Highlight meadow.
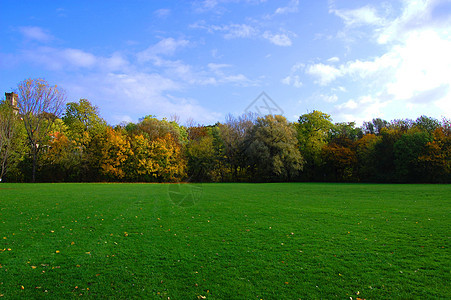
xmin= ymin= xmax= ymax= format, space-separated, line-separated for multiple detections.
xmin=0 ymin=183 xmax=449 ymax=299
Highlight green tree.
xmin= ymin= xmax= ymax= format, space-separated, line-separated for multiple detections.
xmin=186 ymin=126 xmax=217 ymax=182
xmin=355 ymin=133 xmax=381 ymax=181
xmin=62 ymin=99 xmax=108 ymax=181
xmin=218 ymin=113 xmax=255 ymax=181
xmin=394 ymin=131 xmax=432 ymax=182
xmin=363 ymin=118 xmax=388 ymax=135
xmin=295 ymin=110 xmax=334 ymax=181
xmin=63 ymin=99 xmax=106 ymax=134
xmin=245 ymin=115 xmax=303 ymax=182
xmin=414 ymin=115 xmax=440 ymax=134
xmin=0 ymin=102 xmax=25 ymax=181
xmin=372 ymin=128 xmax=403 ymax=182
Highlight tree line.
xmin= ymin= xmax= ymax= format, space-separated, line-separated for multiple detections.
xmin=1 ymin=79 xmax=450 ymax=183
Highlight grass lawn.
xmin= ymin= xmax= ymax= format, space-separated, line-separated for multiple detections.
xmin=0 ymin=183 xmax=450 ymax=299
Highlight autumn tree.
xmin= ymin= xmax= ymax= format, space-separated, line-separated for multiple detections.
xmin=126 ymin=132 xmax=186 ymax=182
xmin=186 ymin=126 xmax=218 ymax=182
xmin=125 ymin=116 xmax=187 ymax=182
xmin=99 ymin=127 xmax=132 ymax=181
xmin=16 ymin=79 xmax=66 ymax=182
xmin=129 ymin=115 xmax=187 ymax=144
xmin=418 ymin=122 xmax=451 ymax=182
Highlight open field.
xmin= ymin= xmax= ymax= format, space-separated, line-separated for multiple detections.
xmin=0 ymin=183 xmax=450 ymax=299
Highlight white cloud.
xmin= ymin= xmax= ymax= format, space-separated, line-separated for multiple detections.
xmin=207 ymin=63 xmax=231 ymax=71
xmin=333 ymin=95 xmax=387 ymax=124
xmin=20 ymin=46 xmax=131 ymax=72
xmin=137 ymin=38 xmax=190 ymax=63
xmin=282 ymin=62 xmax=305 ymax=87
xmin=62 ymin=49 xmax=97 ymax=67
xmin=190 ymin=21 xmax=258 ymax=39
xmin=18 ymin=26 xmax=54 ymax=42
xmin=386 ymin=30 xmax=451 ymax=101
xmin=320 ymin=94 xmax=338 ymax=103
xmin=319 ymin=0 xmax=451 ymax=121
xmin=223 ymin=24 xmax=257 ymax=39
xmin=281 ymin=75 xmax=302 ymax=87
xmin=327 ymin=56 xmax=340 ymax=63
xmin=21 ymin=47 xmax=97 ymax=70
xmin=331 ymin=5 xmax=384 ymax=27
xmin=91 ymin=72 xmax=220 ymax=124
xmin=263 ymin=31 xmax=292 ymax=46
xmin=306 ymin=63 xmax=341 ymax=85
xmin=154 ymin=8 xmax=171 ymax=18
xmin=274 ymin=0 xmax=299 ymax=15
xmin=207 ymin=63 xmax=256 ymax=86
xmin=192 ymin=21 xmax=295 ymax=46
xmin=377 ymin=0 xmax=451 ymax=44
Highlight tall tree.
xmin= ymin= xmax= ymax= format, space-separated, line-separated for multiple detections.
xmin=355 ymin=133 xmax=381 ymax=181
xmin=219 ymin=113 xmax=256 ymax=181
xmin=394 ymin=131 xmax=431 ymax=182
xmin=186 ymin=126 xmax=217 ymax=182
xmin=16 ymin=79 xmax=66 ymax=182
xmin=63 ymin=99 xmax=106 ymax=134
xmin=363 ymin=118 xmax=388 ymax=135
xmin=62 ymin=99 xmax=107 ymax=181
xmin=245 ymin=115 xmax=303 ymax=182
xmin=322 ymin=140 xmax=357 ymax=182
xmin=418 ymin=124 xmax=451 ymax=182
xmin=295 ymin=110 xmax=334 ymax=181
xmin=0 ymin=102 xmax=23 ymax=181
xmin=414 ymin=115 xmax=440 ymax=134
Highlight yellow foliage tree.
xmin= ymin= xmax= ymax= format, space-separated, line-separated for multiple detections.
xmin=100 ymin=127 xmax=132 ymax=180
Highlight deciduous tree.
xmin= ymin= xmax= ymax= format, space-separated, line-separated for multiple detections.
xmin=16 ymin=78 xmax=66 ymax=182
xmin=295 ymin=110 xmax=333 ymax=181
xmin=245 ymin=115 xmax=303 ymax=181
xmin=0 ymin=102 xmax=24 ymax=181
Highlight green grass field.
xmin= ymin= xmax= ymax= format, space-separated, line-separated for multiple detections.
xmin=0 ymin=183 xmax=450 ymax=299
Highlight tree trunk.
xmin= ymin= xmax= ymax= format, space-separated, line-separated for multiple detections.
xmin=32 ymin=146 xmax=37 ymax=183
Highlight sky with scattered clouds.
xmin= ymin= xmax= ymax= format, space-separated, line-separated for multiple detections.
xmin=1 ymin=0 xmax=450 ymax=125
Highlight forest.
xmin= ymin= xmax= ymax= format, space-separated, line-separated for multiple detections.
xmin=1 ymin=79 xmax=450 ymax=183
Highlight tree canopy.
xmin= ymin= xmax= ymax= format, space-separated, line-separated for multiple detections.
xmin=1 ymin=79 xmax=449 ymax=183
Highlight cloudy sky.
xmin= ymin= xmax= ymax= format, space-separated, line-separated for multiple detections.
xmin=1 ymin=0 xmax=450 ymax=125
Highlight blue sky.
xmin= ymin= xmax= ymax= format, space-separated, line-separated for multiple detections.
xmin=1 ymin=0 xmax=450 ymax=126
